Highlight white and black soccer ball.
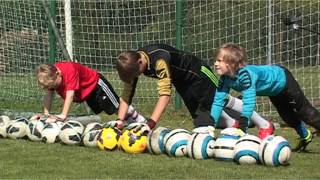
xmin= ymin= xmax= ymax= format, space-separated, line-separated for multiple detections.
xmin=82 ymin=122 xmax=103 ymax=147
xmin=26 ymin=120 xmax=45 ymax=141
xmin=187 ymin=132 xmax=215 ymax=160
xmin=83 ymin=122 xmax=103 ymax=135
xmin=0 ymin=115 xmax=11 ymax=138
xmin=234 ymin=135 xmax=261 ymax=165
xmin=42 ymin=122 xmax=62 ymax=144
xmin=6 ymin=117 xmax=29 ymax=139
xmin=82 ymin=129 xmax=101 ymax=147
xmin=147 ymin=127 xmax=171 ymax=155
xmin=214 ymin=134 xmax=240 ymax=161
xmin=259 ymin=135 xmax=291 ymax=166
xmin=163 ymin=128 xmax=191 ymax=157
xmin=59 ymin=120 xmax=84 ymax=145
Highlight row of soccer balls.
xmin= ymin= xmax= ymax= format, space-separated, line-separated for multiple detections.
xmin=99 ymin=126 xmax=292 ymax=167
xmin=0 ymin=115 xmax=93 ymax=144
xmin=0 ymin=115 xmax=291 ymax=166
xmin=0 ymin=115 xmax=146 ymax=153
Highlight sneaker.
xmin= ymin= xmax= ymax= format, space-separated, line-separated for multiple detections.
xmin=293 ymin=129 xmax=314 ymax=152
xmin=258 ymin=121 xmax=275 ymax=140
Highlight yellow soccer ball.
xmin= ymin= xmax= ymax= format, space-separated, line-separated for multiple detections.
xmin=97 ymin=127 xmax=122 ymax=151
xmin=119 ymin=129 xmax=147 ymax=154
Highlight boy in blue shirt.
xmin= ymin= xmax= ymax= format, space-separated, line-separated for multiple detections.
xmin=211 ymin=43 xmax=320 ymax=152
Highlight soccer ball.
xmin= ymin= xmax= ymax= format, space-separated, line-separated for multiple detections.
xmin=6 ymin=117 xmax=29 ymax=139
xmin=163 ymin=128 xmax=191 ymax=157
xmin=26 ymin=119 xmax=45 ymax=141
xmin=42 ymin=122 xmax=62 ymax=144
xmin=187 ymin=132 xmax=215 ymax=159
xmin=0 ymin=115 xmax=11 ymax=138
xmin=97 ymin=127 xmax=122 ymax=150
xmin=82 ymin=122 xmax=103 ymax=147
xmin=259 ymin=135 xmax=291 ymax=166
xmin=147 ymin=126 xmax=171 ymax=155
xmin=214 ymin=134 xmax=240 ymax=160
xmin=59 ymin=120 xmax=84 ymax=145
xmin=83 ymin=129 xmax=102 ymax=148
xmin=83 ymin=122 xmax=103 ymax=135
xmin=234 ymin=135 xmax=261 ymax=165
xmin=119 ymin=129 xmax=148 ymax=154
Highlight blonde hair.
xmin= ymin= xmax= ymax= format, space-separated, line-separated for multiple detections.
xmin=116 ymin=51 xmax=141 ymax=83
xmin=36 ymin=64 xmax=59 ymax=89
xmin=215 ymin=43 xmax=247 ymax=73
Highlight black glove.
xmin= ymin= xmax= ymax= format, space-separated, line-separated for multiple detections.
xmin=239 ymin=116 xmax=249 ymax=133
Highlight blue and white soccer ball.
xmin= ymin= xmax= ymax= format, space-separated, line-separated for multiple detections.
xmin=258 ymin=135 xmax=291 ymax=166
xmin=42 ymin=122 xmax=63 ymax=144
xmin=26 ymin=119 xmax=45 ymax=141
xmin=59 ymin=120 xmax=84 ymax=145
xmin=147 ymin=126 xmax=171 ymax=155
xmin=0 ymin=115 xmax=11 ymax=138
xmin=234 ymin=134 xmax=261 ymax=165
xmin=6 ymin=117 xmax=29 ymax=139
xmin=187 ymin=132 xmax=215 ymax=159
xmin=163 ymin=128 xmax=191 ymax=157
xmin=214 ymin=133 xmax=240 ymax=161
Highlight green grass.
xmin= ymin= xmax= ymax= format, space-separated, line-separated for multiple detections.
xmin=1 ymin=112 xmax=320 ymax=179
xmin=1 ymin=68 xmax=320 ymax=179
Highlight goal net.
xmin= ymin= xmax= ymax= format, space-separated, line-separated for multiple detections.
xmin=1 ymin=0 xmax=319 ymax=120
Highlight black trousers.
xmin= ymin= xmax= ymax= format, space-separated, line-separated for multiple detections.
xmin=269 ymin=67 xmax=320 ymax=130
xmin=174 ymin=65 xmax=240 ymax=128
xmin=85 ymin=74 xmax=120 ymax=115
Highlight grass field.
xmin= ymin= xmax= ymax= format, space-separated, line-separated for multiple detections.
xmin=1 ymin=110 xmax=320 ymax=179
xmin=1 ymin=67 xmax=320 ymax=179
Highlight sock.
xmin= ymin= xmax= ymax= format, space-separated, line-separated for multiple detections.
xmin=219 ymin=111 xmax=236 ymax=128
xmin=126 ymin=105 xmax=146 ymax=123
xmin=295 ymin=121 xmax=308 ymax=138
xmin=225 ymin=96 xmax=269 ymax=128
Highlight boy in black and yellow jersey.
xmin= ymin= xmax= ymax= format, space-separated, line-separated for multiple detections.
xmin=112 ymin=44 xmax=273 ymax=139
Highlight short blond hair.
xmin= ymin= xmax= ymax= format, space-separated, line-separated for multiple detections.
xmin=215 ymin=43 xmax=247 ymax=73
xmin=116 ymin=51 xmax=141 ymax=83
xmin=36 ymin=64 xmax=58 ymax=89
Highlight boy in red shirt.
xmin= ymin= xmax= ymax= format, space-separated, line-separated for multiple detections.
xmin=35 ymin=62 xmax=145 ymax=123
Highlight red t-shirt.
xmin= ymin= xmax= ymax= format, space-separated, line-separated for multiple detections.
xmin=54 ymin=61 xmax=99 ymax=102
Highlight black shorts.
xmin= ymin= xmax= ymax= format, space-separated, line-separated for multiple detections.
xmin=175 ymin=65 xmax=216 ymax=119
xmin=85 ymin=74 xmax=120 ymax=115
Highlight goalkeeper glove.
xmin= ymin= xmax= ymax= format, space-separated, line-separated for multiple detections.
xmin=127 ymin=118 xmax=157 ymax=135
xmin=104 ymin=119 xmax=126 ymax=129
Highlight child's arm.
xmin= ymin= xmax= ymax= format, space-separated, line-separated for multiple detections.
xmin=211 ymin=77 xmax=231 ymax=126
xmin=117 ymin=98 xmax=129 ymax=120
xmin=151 ymin=59 xmax=172 ymax=123
xmin=59 ymin=90 xmax=75 ymax=120
xmin=43 ymin=90 xmax=54 ymax=115
xmin=45 ymin=90 xmax=74 ymax=123
xmin=150 ymin=95 xmax=170 ymax=123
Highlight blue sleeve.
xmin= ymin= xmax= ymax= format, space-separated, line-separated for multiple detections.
xmin=211 ymin=77 xmax=230 ymax=125
xmin=238 ymin=70 xmax=257 ymax=119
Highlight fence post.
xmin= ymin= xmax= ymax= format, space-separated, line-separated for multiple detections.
xmin=48 ymin=0 xmax=57 ymax=63
xmin=175 ymin=0 xmax=183 ymax=110
xmin=267 ymin=0 xmax=272 ymax=64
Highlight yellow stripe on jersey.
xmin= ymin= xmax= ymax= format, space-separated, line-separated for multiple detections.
xmin=156 ymin=59 xmax=172 ymax=96
xmin=201 ymin=66 xmax=219 ymax=86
